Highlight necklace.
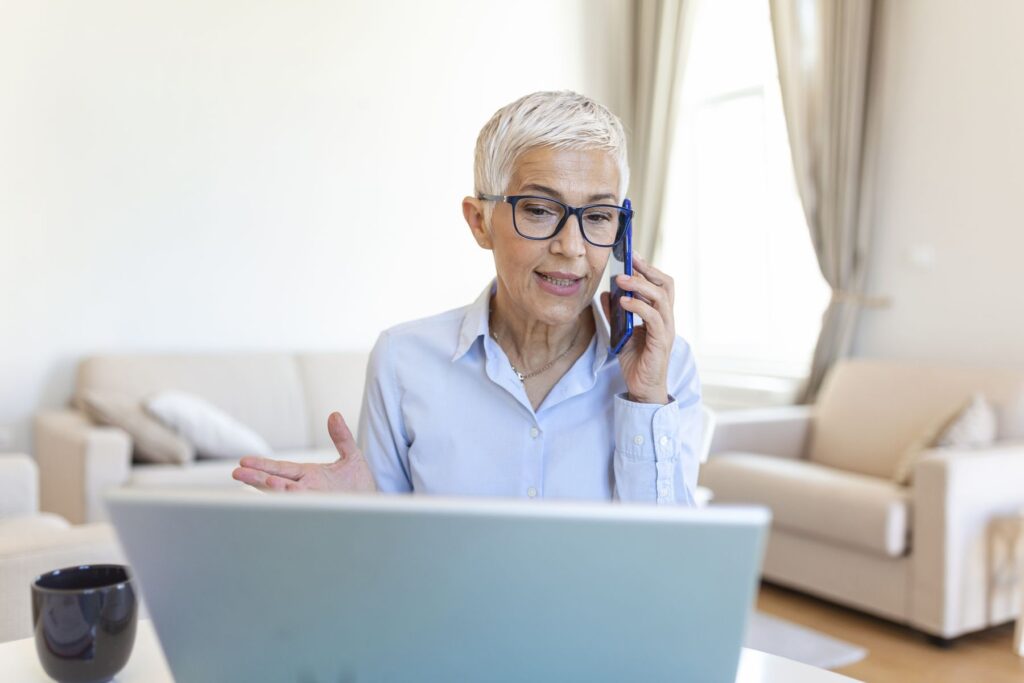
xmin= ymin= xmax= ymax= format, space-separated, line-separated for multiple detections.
xmin=490 ymin=324 xmax=582 ymax=382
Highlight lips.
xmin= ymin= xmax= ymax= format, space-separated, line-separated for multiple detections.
xmin=536 ymin=271 xmax=583 ymax=286
xmin=534 ymin=270 xmax=585 ymax=296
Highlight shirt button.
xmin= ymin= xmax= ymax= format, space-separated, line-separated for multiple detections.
xmin=633 ymin=435 xmax=644 ymax=446
xmin=659 ymin=436 xmax=670 ymax=446
xmin=530 ymin=427 xmax=540 ymax=439
xmin=527 ymin=487 xmax=538 ymax=498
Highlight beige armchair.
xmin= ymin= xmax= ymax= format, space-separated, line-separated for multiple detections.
xmin=700 ymin=359 xmax=1024 ymax=641
xmin=0 ymin=454 xmax=123 ymax=642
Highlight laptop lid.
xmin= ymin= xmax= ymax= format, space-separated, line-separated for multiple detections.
xmin=105 ymin=489 xmax=769 ymax=683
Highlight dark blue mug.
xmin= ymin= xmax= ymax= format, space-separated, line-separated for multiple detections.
xmin=32 ymin=564 xmax=137 ymax=683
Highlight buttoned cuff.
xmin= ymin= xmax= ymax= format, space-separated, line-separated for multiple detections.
xmin=613 ymin=393 xmax=682 ymax=505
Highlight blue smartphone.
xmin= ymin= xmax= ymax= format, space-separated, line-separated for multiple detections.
xmin=609 ymin=198 xmax=633 ymax=354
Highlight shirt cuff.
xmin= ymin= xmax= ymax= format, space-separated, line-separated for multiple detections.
xmin=613 ymin=393 xmax=682 ymax=505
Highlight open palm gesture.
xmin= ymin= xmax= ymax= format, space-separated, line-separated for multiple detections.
xmin=232 ymin=412 xmax=377 ymax=492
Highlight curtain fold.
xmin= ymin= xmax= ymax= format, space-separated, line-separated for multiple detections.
xmin=770 ymin=0 xmax=881 ymax=403
xmin=630 ymin=0 xmax=697 ymax=257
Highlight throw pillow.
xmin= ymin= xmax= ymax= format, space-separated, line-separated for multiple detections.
xmin=934 ymin=393 xmax=998 ymax=448
xmin=144 ymin=391 xmax=273 ymax=459
xmin=893 ymin=393 xmax=997 ymax=485
xmin=80 ymin=391 xmax=196 ymax=465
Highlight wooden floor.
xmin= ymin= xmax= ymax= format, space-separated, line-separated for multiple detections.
xmin=756 ymin=582 xmax=1024 ymax=682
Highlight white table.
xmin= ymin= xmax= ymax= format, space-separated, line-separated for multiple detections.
xmin=2 ymin=620 xmax=860 ymax=682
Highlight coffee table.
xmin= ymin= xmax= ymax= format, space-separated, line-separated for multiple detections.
xmin=1 ymin=619 xmax=860 ymax=682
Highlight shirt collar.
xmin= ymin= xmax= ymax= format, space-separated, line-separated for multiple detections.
xmin=452 ymin=281 xmax=496 ymax=361
xmin=452 ymin=279 xmax=614 ymax=368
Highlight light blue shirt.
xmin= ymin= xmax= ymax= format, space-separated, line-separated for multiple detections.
xmin=357 ymin=282 xmax=703 ymax=505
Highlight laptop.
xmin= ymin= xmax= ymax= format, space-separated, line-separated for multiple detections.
xmin=105 ymin=489 xmax=769 ymax=683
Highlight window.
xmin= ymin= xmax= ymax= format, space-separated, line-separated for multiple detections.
xmin=659 ymin=0 xmax=830 ymax=390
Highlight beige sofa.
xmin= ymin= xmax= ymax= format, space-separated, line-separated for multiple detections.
xmin=0 ymin=454 xmax=123 ymax=642
xmin=35 ymin=352 xmax=369 ymax=524
xmin=700 ymin=359 xmax=1024 ymax=641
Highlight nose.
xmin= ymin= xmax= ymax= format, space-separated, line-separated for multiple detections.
xmin=551 ymin=211 xmax=588 ymax=258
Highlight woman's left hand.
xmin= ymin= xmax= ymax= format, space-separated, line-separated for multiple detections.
xmin=601 ymin=254 xmax=675 ymax=404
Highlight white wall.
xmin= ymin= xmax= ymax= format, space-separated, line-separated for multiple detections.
xmin=0 ymin=0 xmax=632 ymax=453
xmin=853 ymin=0 xmax=1024 ymax=365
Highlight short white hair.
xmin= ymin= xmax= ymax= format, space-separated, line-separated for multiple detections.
xmin=474 ymin=91 xmax=630 ymax=219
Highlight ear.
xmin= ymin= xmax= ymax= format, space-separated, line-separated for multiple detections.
xmin=462 ymin=196 xmax=493 ymax=250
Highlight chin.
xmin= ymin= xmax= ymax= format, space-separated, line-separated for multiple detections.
xmin=530 ymin=296 xmax=589 ymax=325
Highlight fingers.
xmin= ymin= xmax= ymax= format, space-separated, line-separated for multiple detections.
xmin=237 ymin=455 xmax=303 ymax=481
xmin=232 ymin=466 xmax=301 ymax=492
xmin=631 ymin=254 xmax=674 ymax=296
xmin=328 ymin=411 xmax=360 ymax=462
xmin=616 ymin=273 xmax=668 ymax=309
xmin=619 ymin=296 xmax=669 ymax=349
xmin=616 ymin=256 xmax=676 ymax=339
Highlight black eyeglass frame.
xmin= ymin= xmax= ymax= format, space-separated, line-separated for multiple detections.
xmin=477 ymin=193 xmax=633 ymax=248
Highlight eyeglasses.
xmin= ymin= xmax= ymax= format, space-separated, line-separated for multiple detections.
xmin=477 ymin=194 xmax=632 ymax=248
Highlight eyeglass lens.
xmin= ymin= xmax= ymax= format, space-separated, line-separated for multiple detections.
xmin=513 ymin=197 xmax=626 ymax=246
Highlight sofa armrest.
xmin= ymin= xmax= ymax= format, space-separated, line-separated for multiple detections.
xmin=911 ymin=441 xmax=1024 ymax=637
xmin=0 ymin=454 xmax=38 ymax=518
xmin=708 ymin=405 xmax=813 ymax=461
xmin=34 ymin=410 xmax=132 ymax=524
xmin=0 ymin=522 xmax=125 ymax=642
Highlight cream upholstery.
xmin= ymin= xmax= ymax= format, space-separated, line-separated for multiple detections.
xmin=0 ymin=455 xmax=39 ymax=519
xmin=33 ymin=410 xmax=131 ymax=528
xmin=763 ymin=528 xmax=911 ymax=624
xmin=703 ymin=453 xmax=909 ymax=557
xmin=0 ymin=454 xmax=123 ymax=643
xmin=912 ymin=443 xmax=1024 ymax=636
xmin=808 ymin=360 xmax=1024 ymax=479
xmin=74 ymin=354 xmax=311 ymax=451
xmin=701 ymin=358 xmax=1024 ymax=639
xmin=127 ymin=449 xmax=337 ymax=488
xmin=36 ymin=352 xmax=370 ymax=524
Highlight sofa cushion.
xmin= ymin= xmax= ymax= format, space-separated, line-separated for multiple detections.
xmin=81 ymin=391 xmax=195 ymax=465
xmin=808 ymin=359 xmax=1024 ymax=479
xmin=127 ymin=448 xmax=339 ymax=489
xmin=700 ymin=453 xmax=910 ymax=557
xmin=75 ymin=354 xmax=311 ymax=451
xmin=0 ymin=513 xmax=71 ymax=538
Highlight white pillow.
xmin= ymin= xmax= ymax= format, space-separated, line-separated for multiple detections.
xmin=934 ymin=393 xmax=997 ymax=449
xmin=144 ymin=391 xmax=273 ymax=460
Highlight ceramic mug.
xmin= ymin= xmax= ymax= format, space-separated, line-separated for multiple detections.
xmin=32 ymin=564 xmax=137 ymax=683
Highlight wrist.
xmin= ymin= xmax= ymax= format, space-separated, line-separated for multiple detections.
xmin=627 ymin=389 xmax=669 ymax=405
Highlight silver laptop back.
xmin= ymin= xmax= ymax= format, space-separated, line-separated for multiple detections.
xmin=106 ymin=489 xmax=768 ymax=683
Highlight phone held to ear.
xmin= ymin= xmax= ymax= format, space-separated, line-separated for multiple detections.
xmin=609 ymin=198 xmax=633 ymax=354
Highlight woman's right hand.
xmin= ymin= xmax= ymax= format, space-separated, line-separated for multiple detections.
xmin=232 ymin=412 xmax=377 ymax=493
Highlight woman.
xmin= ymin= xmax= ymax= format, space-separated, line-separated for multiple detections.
xmin=233 ymin=90 xmax=702 ymax=504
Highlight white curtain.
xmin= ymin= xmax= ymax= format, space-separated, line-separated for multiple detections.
xmin=630 ymin=0 xmax=697 ymax=257
xmin=770 ymin=0 xmax=882 ymax=403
